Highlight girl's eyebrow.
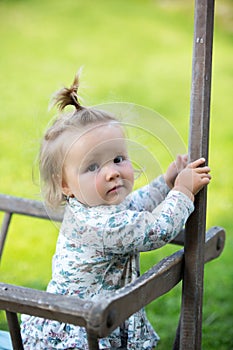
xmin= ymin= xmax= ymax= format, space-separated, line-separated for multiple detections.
xmin=79 ymin=151 xmax=102 ymax=171
xmin=81 ymin=143 xmax=128 ymax=164
xmin=79 ymin=156 xmax=96 ymax=169
xmin=83 ymin=151 xmax=100 ymax=164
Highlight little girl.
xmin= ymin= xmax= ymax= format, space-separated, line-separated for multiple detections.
xmin=21 ymin=73 xmax=211 ymax=349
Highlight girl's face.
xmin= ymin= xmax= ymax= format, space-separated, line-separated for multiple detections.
xmin=62 ymin=122 xmax=134 ymax=206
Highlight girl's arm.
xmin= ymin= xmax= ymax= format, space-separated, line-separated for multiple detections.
xmin=127 ymin=174 xmax=170 ymax=212
xmin=103 ymin=158 xmax=211 ymax=254
xmin=103 ymin=190 xmax=194 ymax=254
xmin=127 ymin=155 xmax=189 ymax=212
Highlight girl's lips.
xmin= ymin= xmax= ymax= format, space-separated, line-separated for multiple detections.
xmin=107 ymin=185 xmax=123 ymax=194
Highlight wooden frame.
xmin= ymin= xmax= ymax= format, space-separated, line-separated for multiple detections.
xmin=0 ymin=195 xmax=225 ymax=349
xmin=0 ymin=0 xmax=226 ymax=348
xmin=179 ymin=0 xmax=216 ymax=348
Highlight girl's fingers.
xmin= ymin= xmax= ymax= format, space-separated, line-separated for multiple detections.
xmin=175 ymin=155 xmax=182 ymax=166
xmin=182 ymin=154 xmax=188 ymax=167
xmin=195 ymin=166 xmax=211 ymax=173
xmin=188 ymin=157 xmax=206 ymax=168
xmin=201 ymin=177 xmax=211 ymax=184
xmin=176 ymin=154 xmax=188 ymax=171
xmin=201 ymin=174 xmax=211 ymax=181
xmin=182 ymin=154 xmax=188 ymax=163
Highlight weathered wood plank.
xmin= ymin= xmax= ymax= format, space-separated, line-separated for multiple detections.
xmin=0 ymin=284 xmax=93 ymax=328
xmin=0 ymin=194 xmax=63 ymax=222
xmin=179 ymin=0 xmax=215 ymax=348
xmin=0 ymin=194 xmax=64 ymax=260
xmin=0 ymin=212 xmax=12 ymax=259
xmin=6 ymin=311 xmax=23 ymax=350
xmin=171 ymin=229 xmax=185 ymax=246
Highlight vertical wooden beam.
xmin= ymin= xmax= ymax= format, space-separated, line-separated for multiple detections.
xmin=6 ymin=311 xmax=24 ymax=350
xmin=0 ymin=212 xmax=12 ymax=261
xmin=179 ymin=0 xmax=215 ymax=349
xmin=87 ymin=331 xmax=100 ymax=350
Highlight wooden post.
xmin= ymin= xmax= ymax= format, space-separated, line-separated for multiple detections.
xmin=87 ymin=331 xmax=100 ymax=350
xmin=179 ymin=0 xmax=215 ymax=349
xmin=0 ymin=212 xmax=12 ymax=261
xmin=6 ymin=311 xmax=24 ymax=350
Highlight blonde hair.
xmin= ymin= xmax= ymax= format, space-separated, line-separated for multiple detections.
xmin=39 ymin=72 xmax=117 ymax=208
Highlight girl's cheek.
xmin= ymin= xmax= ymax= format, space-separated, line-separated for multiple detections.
xmin=95 ymin=175 xmax=102 ymax=194
xmin=128 ymin=163 xmax=135 ymax=185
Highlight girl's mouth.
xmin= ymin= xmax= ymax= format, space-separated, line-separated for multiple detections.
xmin=107 ymin=185 xmax=123 ymax=194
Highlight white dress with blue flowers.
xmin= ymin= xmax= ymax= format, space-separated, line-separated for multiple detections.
xmin=21 ymin=175 xmax=194 ymax=349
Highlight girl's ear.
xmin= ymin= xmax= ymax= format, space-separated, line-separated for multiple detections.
xmin=62 ymin=180 xmax=73 ymax=197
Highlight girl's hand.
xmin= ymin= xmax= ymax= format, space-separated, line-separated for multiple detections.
xmin=164 ymin=154 xmax=188 ymax=188
xmin=173 ymin=157 xmax=211 ymax=201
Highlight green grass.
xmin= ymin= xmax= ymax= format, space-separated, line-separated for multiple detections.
xmin=0 ymin=0 xmax=232 ymax=348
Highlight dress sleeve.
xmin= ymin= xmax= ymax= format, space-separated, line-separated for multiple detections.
xmin=127 ymin=175 xmax=171 ymax=212
xmin=103 ymin=190 xmax=194 ymax=255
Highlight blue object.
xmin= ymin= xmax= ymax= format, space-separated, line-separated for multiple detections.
xmin=0 ymin=331 xmax=13 ymax=350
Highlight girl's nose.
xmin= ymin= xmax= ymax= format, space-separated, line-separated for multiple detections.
xmin=105 ymin=163 xmax=120 ymax=181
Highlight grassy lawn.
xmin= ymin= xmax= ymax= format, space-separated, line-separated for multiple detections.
xmin=0 ymin=0 xmax=232 ymax=348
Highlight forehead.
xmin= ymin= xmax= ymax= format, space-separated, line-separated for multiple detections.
xmin=66 ymin=122 xmax=127 ymax=162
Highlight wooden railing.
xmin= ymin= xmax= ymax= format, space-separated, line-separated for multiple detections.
xmin=0 ymin=193 xmax=225 ymax=349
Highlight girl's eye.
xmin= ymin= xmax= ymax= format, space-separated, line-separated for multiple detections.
xmin=114 ymin=156 xmax=125 ymax=164
xmin=87 ymin=163 xmax=99 ymax=172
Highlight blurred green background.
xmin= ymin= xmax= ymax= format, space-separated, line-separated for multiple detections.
xmin=0 ymin=0 xmax=232 ymax=349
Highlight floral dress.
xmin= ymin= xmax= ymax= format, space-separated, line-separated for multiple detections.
xmin=21 ymin=175 xmax=194 ymax=349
